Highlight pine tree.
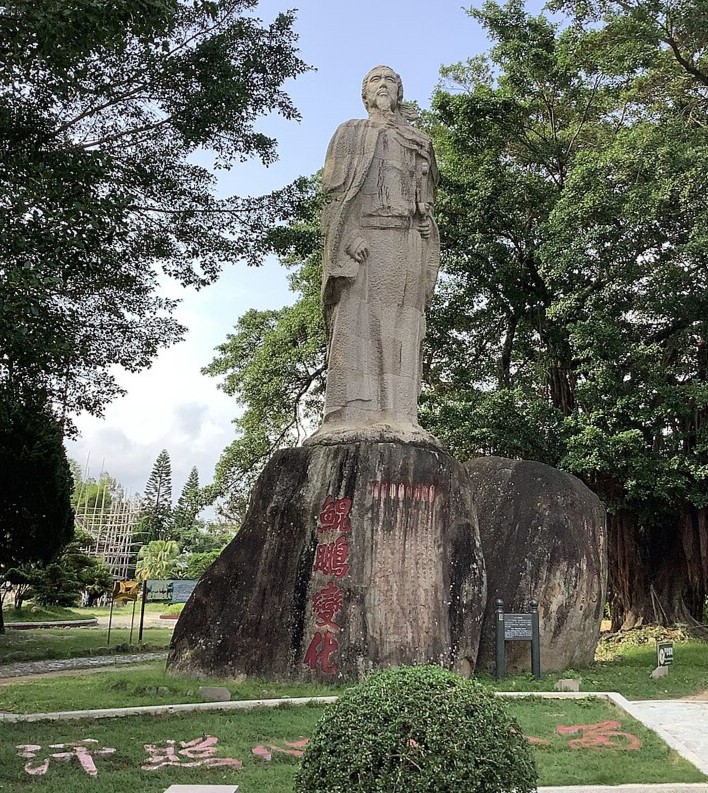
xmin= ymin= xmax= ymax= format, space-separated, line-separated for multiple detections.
xmin=138 ymin=450 xmax=173 ymax=543
xmin=173 ymin=466 xmax=202 ymax=549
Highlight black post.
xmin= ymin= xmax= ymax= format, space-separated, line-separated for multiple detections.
xmin=530 ymin=599 xmax=541 ymax=679
xmin=495 ymin=598 xmax=505 ymax=680
xmin=129 ymin=596 xmax=137 ymax=645
xmin=107 ymin=596 xmax=115 ymax=647
xmin=138 ymin=579 xmax=148 ymax=644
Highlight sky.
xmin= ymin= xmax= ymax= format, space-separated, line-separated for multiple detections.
xmin=65 ymin=0 xmax=539 ymax=502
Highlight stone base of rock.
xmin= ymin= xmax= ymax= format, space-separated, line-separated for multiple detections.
xmin=168 ymin=441 xmax=486 ymax=682
xmin=467 ymin=456 xmax=607 ymax=674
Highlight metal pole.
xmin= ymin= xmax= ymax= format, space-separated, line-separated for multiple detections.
xmin=495 ymin=598 xmax=505 ymax=680
xmin=530 ymin=599 xmax=541 ymax=679
xmin=138 ymin=579 xmax=148 ymax=644
xmin=129 ymin=596 xmax=137 ymax=645
xmin=107 ymin=595 xmax=115 ymax=647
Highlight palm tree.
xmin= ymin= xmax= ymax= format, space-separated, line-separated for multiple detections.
xmin=135 ymin=540 xmax=180 ymax=581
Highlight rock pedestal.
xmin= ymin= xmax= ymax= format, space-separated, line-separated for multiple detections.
xmin=467 ymin=456 xmax=606 ymax=673
xmin=168 ymin=441 xmax=486 ymax=681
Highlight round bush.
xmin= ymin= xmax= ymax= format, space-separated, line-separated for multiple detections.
xmin=295 ymin=665 xmax=537 ymax=793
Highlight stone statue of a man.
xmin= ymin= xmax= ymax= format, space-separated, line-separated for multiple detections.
xmin=307 ymin=65 xmax=440 ymax=446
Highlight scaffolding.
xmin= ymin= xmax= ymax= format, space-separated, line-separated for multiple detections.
xmin=73 ymin=469 xmax=141 ymax=579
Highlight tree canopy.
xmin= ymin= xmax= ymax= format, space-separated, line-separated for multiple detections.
xmin=0 ymin=0 xmax=310 ymax=423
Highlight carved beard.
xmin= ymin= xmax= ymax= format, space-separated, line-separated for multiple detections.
xmin=375 ymin=91 xmax=395 ymax=112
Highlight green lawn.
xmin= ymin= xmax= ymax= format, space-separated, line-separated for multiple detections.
xmin=0 ymin=663 xmax=342 ymax=713
xmin=483 ymin=638 xmax=708 ymax=700
xmin=2 ymin=606 xmax=88 ymax=624
xmin=0 ymin=627 xmax=173 ymax=665
xmin=0 ymin=698 xmax=702 ymax=792
xmin=2 ymin=636 xmax=706 ymax=712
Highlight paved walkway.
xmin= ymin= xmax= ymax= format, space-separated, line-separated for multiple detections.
xmin=0 ymin=652 xmax=167 ymax=680
xmin=628 ymin=700 xmax=708 ymax=776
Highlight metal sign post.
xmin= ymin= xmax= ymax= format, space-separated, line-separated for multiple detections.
xmin=138 ymin=579 xmax=148 ymax=644
xmin=495 ymin=598 xmax=542 ymax=680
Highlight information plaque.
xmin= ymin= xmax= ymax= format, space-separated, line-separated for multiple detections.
xmin=495 ymin=599 xmax=541 ymax=680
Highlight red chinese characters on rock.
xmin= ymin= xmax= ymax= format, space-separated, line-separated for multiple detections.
xmin=313 ymin=534 xmax=350 ymax=578
xmin=312 ymin=581 xmax=344 ymax=630
xmin=318 ymin=495 xmax=352 ymax=534
xmin=305 ymin=494 xmax=353 ymax=676
xmin=304 ymin=630 xmax=339 ymax=674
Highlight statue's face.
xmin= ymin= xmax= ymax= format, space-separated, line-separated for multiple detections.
xmin=364 ymin=67 xmax=399 ymax=112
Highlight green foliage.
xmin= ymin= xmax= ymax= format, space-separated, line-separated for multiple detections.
xmin=0 ymin=0 xmax=310 ymax=421
xmin=0 ymin=392 xmax=74 ymax=574
xmin=27 ymin=532 xmax=112 ymax=607
xmin=204 ymin=177 xmax=326 ymax=520
xmin=138 ymin=449 xmax=174 ymax=542
xmin=183 ymin=549 xmax=221 ymax=580
xmin=172 ymin=466 xmax=202 ymax=549
xmin=135 ymin=539 xmax=181 ymax=581
xmin=295 ymin=665 xmax=538 ymax=793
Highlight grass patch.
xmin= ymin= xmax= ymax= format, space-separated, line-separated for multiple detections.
xmin=0 ymin=698 xmax=702 ymax=791
xmin=481 ymin=636 xmax=708 ymax=700
xmin=0 ymin=627 xmax=173 ymax=665
xmin=510 ymin=697 xmax=705 ymax=785
xmin=86 ymin=602 xmax=170 ymax=619
xmin=0 ymin=663 xmax=342 ymax=713
xmin=3 ymin=606 xmax=87 ymax=624
xmin=2 ymin=633 xmax=705 ymax=711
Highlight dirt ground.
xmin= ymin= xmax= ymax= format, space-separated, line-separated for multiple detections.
xmin=681 ymin=689 xmax=708 ymax=701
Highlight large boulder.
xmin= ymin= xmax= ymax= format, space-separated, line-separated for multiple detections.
xmin=168 ymin=441 xmax=486 ymax=681
xmin=466 ymin=456 xmax=606 ymax=673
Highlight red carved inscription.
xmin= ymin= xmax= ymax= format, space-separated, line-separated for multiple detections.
xmin=318 ymin=495 xmax=352 ymax=534
xmin=313 ymin=534 xmax=350 ymax=578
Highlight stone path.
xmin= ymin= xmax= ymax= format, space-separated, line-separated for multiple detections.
xmin=628 ymin=700 xmax=708 ymax=775
xmin=0 ymin=652 xmax=167 ymax=680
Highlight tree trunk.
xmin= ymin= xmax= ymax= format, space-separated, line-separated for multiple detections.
xmin=608 ymin=507 xmax=707 ymax=631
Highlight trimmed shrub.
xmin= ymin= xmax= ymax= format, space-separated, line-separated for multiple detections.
xmin=294 ymin=665 xmax=537 ymax=793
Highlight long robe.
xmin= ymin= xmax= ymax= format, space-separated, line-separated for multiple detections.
xmin=319 ymin=117 xmax=440 ymax=431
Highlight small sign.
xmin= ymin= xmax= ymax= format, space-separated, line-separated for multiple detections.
xmin=504 ymin=613 xmax=533 ymax=641
xmin=170 ymin=580 xmax=197 ymax=604
xmin=145 ymin=580 xmax=171 ymax=602
xmin=495 ymin=599 xmax=541 ymax=680
xmin=657 ymin=641 xmax=674 ymax=667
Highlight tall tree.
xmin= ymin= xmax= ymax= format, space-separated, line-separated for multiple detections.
xmin=0 ymin=389 xmax=74 ymax=632
xmin=204 ymin=179 xmax=326 ymax=521
xmin=0 ymin=0 xmax=310 ymax=424
xmin=172 ymin=466 xmax=203 ymax=549
xmin=138 ymin=449 xmax=173 ymax=543
xmin=426 ymin=0 xmax=708 ymax=629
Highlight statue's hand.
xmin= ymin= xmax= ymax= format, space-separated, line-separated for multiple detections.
xmin=346 ymin=236 xmax=369 ymax=263
xmin=417 ymin=215 xmax=432 ymax=240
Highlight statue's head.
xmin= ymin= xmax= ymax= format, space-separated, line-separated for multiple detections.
xmin=361 ymin=65 xmax=403 ymax=113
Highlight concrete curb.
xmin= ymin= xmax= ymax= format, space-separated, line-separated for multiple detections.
xmin=4 ymin=619 xmax=98 ymax=630
xmin=0 ymin=695 xmax=339 ymax=723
